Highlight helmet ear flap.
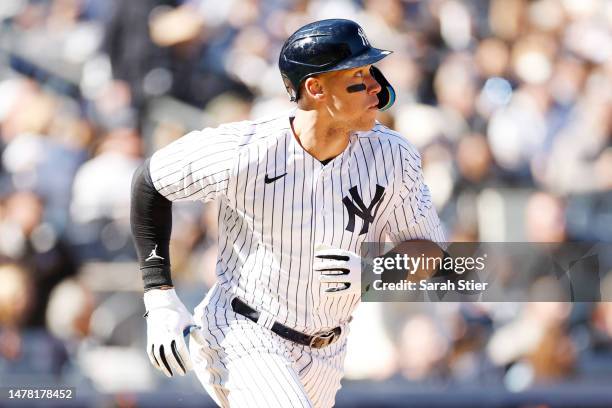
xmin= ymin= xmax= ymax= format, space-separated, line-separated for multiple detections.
xmin=370 ymin=66 xmax=396 ymax=111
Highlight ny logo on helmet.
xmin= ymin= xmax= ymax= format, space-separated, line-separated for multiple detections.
xmin=342 ymin=184 xmax=385 ymax=235
xmin=357 ymin=27 xmax=369 ymax=47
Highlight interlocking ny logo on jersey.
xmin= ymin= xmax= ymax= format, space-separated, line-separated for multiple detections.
xmin=342 ymin=184 xmax=385 ymax=235
xmin=146 ymin=244 xmax=164 ymax=262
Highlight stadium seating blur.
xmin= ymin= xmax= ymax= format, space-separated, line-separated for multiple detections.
xmin=0 ymin=0 xmax=611 ymax=406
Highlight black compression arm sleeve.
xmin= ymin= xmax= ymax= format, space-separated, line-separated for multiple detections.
xmin=130 ymin=158 xmax=173 ymax=289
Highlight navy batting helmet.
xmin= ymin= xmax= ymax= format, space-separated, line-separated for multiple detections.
xmin=278 ymin=19 xmax=396 ymax=111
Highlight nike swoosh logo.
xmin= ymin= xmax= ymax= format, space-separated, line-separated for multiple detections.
xmin=264 ymin=173 xmax=287 ymax=184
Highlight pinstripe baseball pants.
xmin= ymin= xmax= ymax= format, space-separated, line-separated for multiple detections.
xmin=190 ymin=285 xmax=348 ymax=408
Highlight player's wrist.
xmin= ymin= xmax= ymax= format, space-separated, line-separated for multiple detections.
xmin=144 ymin=284 xmax=174 ymax=292
xmin=142 ymin=265 xmax=173 ymax=290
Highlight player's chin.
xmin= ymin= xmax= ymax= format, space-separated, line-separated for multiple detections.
xmin=355 ymin=111 xmax=377 ymax=130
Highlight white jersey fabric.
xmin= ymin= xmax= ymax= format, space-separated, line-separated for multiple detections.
xmin=150 ymin=110 xmax=445 ymax=407
xmin=149 ymin=110 xmax=445 ymax=335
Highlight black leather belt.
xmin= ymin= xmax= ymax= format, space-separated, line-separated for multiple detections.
xmin=231 ymin=297 xmax=341 ymax=349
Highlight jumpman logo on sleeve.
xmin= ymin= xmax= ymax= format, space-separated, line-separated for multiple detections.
xmin=146 ymin=245 xmax=165 ymax=262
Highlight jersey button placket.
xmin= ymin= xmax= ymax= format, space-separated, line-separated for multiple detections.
xmin=319 ymin=169 xmax=331 ymax=218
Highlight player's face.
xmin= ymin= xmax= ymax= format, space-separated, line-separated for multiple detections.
xmin=319 ymin=65 xmax=381 ymax=131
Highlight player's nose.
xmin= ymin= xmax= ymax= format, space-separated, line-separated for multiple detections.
xmin=366 ymin=72 xmax=382 ymax=95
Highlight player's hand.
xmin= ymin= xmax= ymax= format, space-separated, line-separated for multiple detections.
xmin=143 ymin=288 xmax=206 ymax=377
xmin=314 ymin=243 xmax=363 ymax=297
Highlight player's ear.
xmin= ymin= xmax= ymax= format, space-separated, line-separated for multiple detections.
xmin=303 ymin=76 xmax=325 ymax=102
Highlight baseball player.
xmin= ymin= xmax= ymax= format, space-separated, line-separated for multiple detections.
xmin=130 ymin=19 xmax=445 ymax=407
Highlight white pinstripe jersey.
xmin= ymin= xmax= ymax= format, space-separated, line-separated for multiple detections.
xmin=150 ymin=111 xmax=445 ymax=334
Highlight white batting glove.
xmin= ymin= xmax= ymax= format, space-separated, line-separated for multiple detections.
xmin=143 ymin=288 xmax=206 ymax=377
xmin=314 ymin=243 xmax=364 ymax=297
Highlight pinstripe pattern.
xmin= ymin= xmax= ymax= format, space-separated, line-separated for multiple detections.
xmin=190 ymin=284 xmax=347 ymax=408
xmin=151 ymin=111 xmax=444 ymax=406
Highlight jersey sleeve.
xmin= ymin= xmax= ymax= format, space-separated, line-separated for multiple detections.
xmin=149 ymin=128 xmax=238 ymax=203
xmin=386 ymin=146 xmax=446 ymax=243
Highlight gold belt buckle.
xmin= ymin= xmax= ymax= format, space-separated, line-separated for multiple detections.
xmin=309 ymin=329 xmax=337 ymax=348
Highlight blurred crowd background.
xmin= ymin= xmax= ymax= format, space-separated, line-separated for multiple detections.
xmin=0 ymin=0 xmax=611 ymax=406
